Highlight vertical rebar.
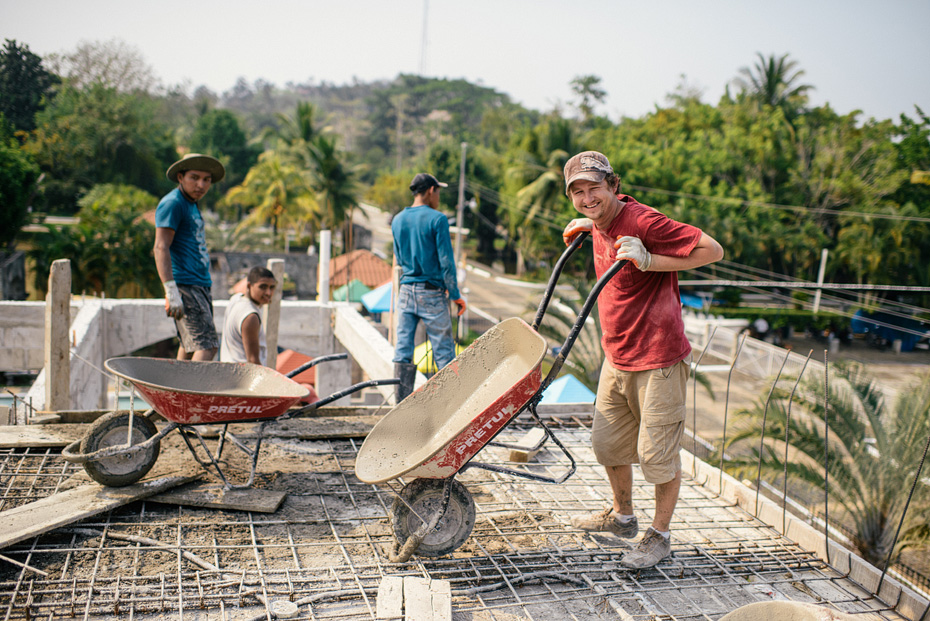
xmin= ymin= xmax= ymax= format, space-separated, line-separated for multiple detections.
xmin=823 ymin=349 xmax=830 ymax=565
xmin=878 ymin=430 xmax=930 ymax=592
xmin=755 ymin=351 xmax=791 ymax=515
xmin=783 ymin=350 xmax=813 ymax=534
xmin=719 ymin=332 xmax=748 ymax=491
xmin=691 ymin=325 xmax=718 ymax=467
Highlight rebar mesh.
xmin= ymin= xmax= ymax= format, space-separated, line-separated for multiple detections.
xmin=0 ymin=419 xmax=910 ymax=620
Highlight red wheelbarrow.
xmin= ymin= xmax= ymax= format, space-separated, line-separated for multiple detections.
xmin=356 ymin=233 xmax=627 ymax=560
xmin=63 ymin=354 xmax=399 ymax=488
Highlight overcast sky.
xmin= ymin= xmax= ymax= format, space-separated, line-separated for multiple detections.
xmin=3 ymin=0 xmax=928 ymax=123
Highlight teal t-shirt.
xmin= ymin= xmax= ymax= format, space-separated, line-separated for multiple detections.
xmin=391 ymin=205 xmax=460 ymax=299
xmin=154 ymin=188 xmax=212 ymax=287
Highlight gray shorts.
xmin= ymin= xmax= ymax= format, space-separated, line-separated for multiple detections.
xmin=176 ymin=284 xmax=218 ymax=353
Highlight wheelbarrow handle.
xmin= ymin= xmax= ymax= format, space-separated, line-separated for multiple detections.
xmin=539 ymin=257 xmax=628 ymax=394
xmin=531 ymin=231 xmax=589 ymax=331
xmin=280 ymin=378 xmax=401 ymax=419
xmin=285 ymin=353 xmax=348 ymax=379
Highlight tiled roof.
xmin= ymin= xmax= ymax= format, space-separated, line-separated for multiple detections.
xmin=329 ymin=249 xmax=392 ymax=289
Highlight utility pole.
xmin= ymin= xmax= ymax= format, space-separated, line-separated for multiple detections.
xmin=419 ymin=0 xmax=429 ymax=75
xmin=454 ymin=142 xmax=467 ymax=267
xmin=812 ymin=248 xmax=828 ymax=314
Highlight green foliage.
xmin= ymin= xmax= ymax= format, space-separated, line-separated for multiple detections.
xmin=733 ymin=52 xmax=813 ymax=121
xmin=725 ymin=363 xmax=930 ymax=568
xmin=22 ymin=83 xmax=177 ymax=212
xmin=189 ymin=108 xmax=260 ymax=209
xmin=30 ymin=183 xmax=161 ymax=297
xmin=0 ymin=39 xmax=59 ymax=133
xmin=366 ymin=170 xmax=419 ymax=215
xmin=0 ymin=135 xmax=40 ymax=248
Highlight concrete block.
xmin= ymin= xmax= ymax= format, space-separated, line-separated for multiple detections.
xmin=848 ymin=554 xmax=881 ymax=594
xmin=896 ymin=586 xmax=930 ymax=620
xmin=826 ymin=542 xmax=850 ymax=574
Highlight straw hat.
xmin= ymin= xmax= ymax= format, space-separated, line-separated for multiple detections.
xmin=166 ymin=153 xmax=226 ymax=183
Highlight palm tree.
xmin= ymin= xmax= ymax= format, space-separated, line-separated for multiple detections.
xmin=508 ymin=149 xmax=570 ymax=276
xmin=733 ymin=52 xmax=813 ymax=120
xmin=307 ymin=133 xmax=361 ymax=249
xmin=724 ymin=362 xmax=930 ymax=569
xmin=222 ymin=151 xmax=319 ymax=246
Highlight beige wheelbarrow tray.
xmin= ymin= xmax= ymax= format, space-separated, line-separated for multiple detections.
xmin=62 ymin=354 xmax=399 ymax=489
xmin=356 ymin=233 xmax=628 ymax=560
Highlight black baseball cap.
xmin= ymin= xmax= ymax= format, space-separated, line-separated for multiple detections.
xmin=409 ymin=173 xmax=448 ymax=194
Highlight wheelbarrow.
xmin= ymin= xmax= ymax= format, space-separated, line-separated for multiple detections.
xmin=356 ymin=233 xmax=627 ymax=560
xmin=63 ymin=354 xmax=399 ymax=488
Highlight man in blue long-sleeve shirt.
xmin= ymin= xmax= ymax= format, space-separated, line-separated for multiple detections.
xmin=391 ymin=173 xmax=467 ymax=401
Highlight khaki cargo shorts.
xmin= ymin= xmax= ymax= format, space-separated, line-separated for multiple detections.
xmin=591 ymin=356 xmax=691 ymax=485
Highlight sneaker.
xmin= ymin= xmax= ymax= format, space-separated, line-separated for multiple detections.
xmin=620 ymin=527 xmax=671 ymax=569
xmin=570 ymin=508 xmax=639 ymax=539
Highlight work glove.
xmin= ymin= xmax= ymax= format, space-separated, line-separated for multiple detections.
xmin=615 ymin=236 xmax=653 ymax=271
xmin=163 ymin=280 xmax=185 ymax=319
xmin=562 ymin=218 xmax=593 ymax=246
xmin=453 ymin=298 xmax=467 ymax=317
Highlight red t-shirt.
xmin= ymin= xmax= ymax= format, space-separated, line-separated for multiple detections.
xmin=592 ymin=195 xmax=702 ymax=371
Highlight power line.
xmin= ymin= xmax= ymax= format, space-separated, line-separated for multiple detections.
xmin=679 ymin=279 xmax=930 ymax=292
xmin=627 ymin=184 xmax=930 ymax=224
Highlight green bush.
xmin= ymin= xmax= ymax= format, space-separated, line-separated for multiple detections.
xmin=711 ymin=306 xmax=845 ymax=334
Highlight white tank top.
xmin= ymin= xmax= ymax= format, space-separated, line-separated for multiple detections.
xmin=220 ymin=293 xmax=266 ymax=365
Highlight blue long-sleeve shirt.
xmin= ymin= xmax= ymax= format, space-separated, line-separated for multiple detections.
xmin=391 ymin=205 xmax=461 ymax=299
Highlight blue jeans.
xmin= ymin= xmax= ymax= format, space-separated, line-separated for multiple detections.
xmin=393 ymin=283 xmax=456 ymax=370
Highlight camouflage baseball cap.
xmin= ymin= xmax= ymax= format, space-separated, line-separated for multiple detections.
xmin=563 ymin=151 xmax=613 ymax=194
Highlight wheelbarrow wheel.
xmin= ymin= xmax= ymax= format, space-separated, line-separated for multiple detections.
xmin=392 ymin=478 xmax=475 ymax=557
xmin=81 ymin=411 xmax=160 ymax=487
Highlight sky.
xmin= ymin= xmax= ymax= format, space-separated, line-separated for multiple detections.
xmin=2 ymin=0 xmax=929 ymax=123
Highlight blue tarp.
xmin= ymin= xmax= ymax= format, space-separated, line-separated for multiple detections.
xmin=361 ymin=282 xmax=392 ymax=314
xmin=540 ymin=374 xmax=596 ymax=404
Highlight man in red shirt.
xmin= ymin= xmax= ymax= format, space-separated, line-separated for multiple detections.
xmin=562 ymin=151 xmax=723 ymax=569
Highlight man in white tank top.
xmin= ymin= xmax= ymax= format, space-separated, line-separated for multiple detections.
xmin=220 ymin=267 xmax=277 ymax=365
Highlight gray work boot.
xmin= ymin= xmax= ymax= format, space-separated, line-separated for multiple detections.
xmin=620 ymin=527 xmax=671 ymax=569
xmin=394 ymin=362 xmax=417 ymax=404
xmin=570 ymin=507 xmax=639 ymax=539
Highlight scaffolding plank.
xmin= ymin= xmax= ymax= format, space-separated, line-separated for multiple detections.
xmin=0 ymin=423 xmax=87 ymax=448
xmin=147 ymin=481 xmax=286 ymax=513
xmin=0 ymin=470 xmax=198 ymax=550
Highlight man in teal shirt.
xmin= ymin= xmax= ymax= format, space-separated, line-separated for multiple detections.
xmin=154 ymin=153 xmax=225 ymax=361
xmin=391 ymin=173 xmax=466 ymax=400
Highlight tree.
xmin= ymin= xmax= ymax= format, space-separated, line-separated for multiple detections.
xmin=22 ymin=83 xmax=177 ymax=212
xmin=0 ymin=134 xmax=40 ymax=248
xmin=46 ymin=39 xmax=158 ymax=93
xmin=0 ymin=39 xmax=59 ymax=133
xmin=570 ymin=75 xmax=607 ymax=124
xmin=307 ymin=133 xmax=361 ymax=247
xmin=222 ymin=150 xmax=319 ymax=245
xmin=724 ymin=363 xmax=930 ymax=569
xmin=29 ymin=184 xmax=161 ymax=297
xmin=733 ymin=52 xmax=813 ymax=120
xmin=189 ymin=108 xmax=260 ymax=209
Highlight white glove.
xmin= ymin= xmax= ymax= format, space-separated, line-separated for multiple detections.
xmin=562 ymin=218 xmax=593 ymax=246
xmin=163 ymin=280 xmax=185 ymax=319
xmin=615 ymin=236 xmax=653 ymax=271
